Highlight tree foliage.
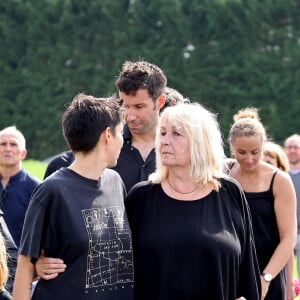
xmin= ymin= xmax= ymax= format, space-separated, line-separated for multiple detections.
xmin=1 ymin=0 xmax=300 ymax=159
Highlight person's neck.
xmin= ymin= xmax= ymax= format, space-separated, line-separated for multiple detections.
xmin=289 ymin=162 xmax=300 ymax=172
xmin=68 ymin=152 xmax=107 ymax=180
xmin=237 ymin=160 xmax=262 ymax=175
xmin=167 ymin=177 xmax=199 ymax=194
xmin=0 ymin=164 xmax=22 ymax=188
xmin=166 ymin=169 xmax=211 ymax=199
xmin=168 ymin=168 xmax=195 ymax=186
xmin=131 ymin=129 xmax=156 ymax=144
xmin=131 ymin=131 xmax=156 ymax=161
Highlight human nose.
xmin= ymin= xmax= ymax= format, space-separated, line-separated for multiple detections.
xmin=245 ymin=155 xmax=254 ymax=163
xmin=160 ymin=133 xmax=170 ymax=145
xmin=125 ymin=108 xmax=137 ymax=122
xmin=3 ymin=144 xmax=11 ymax=151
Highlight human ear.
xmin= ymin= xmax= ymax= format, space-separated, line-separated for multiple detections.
xmin=20 ymin=149 xmax=27 ymax=161
xmin=157 ymin=94 xmax=166 ymax=111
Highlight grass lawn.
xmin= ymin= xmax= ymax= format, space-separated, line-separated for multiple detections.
xmin=23 ymin=159 xmax=48 ymax=180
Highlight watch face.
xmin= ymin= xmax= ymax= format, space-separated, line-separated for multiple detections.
xmin=263 ymin=273 xmax=272 ymax=282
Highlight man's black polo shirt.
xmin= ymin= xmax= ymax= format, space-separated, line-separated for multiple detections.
xmin=112 ymin=125 xmax=156 ymax=193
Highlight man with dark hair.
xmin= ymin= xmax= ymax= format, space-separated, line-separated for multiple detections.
xmin=113 ymin=60 xmax=167 ymax=192
xmin=44 ymin=61 xmax=184 ymax=193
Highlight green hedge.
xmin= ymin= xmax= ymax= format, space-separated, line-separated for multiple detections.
xmin=1 ymin=0 xmax=300 ymax=159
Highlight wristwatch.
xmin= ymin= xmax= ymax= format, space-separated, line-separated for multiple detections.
xmin=262 ymin=272 xmax=273 ymax=282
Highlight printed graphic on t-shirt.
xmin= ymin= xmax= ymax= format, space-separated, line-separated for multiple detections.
xmin=82 ymin=206 xmax=134 ymax=289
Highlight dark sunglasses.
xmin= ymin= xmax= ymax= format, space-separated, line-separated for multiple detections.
xmin=0 ymin=190 xmax=7 ymax=208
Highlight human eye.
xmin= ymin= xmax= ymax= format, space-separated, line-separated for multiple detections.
xmin=173 ymin=130 xmax=181 ymax=137
xmin=237 ymin=150 xmax=246 ymax=155
xmin=159 ymin=128 xmax=166 ymax=136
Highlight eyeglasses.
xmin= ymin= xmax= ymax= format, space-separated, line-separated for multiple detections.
xmin=285 ymin=145 xmax=300 ymax=150
xmin=0 ymin=190 xmax=7 ymax=209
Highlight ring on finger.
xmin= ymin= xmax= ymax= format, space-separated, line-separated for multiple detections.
xmin=43 ymin=269 xmax=49 ymax=275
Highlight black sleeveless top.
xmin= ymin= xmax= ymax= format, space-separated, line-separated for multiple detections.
xmin=244 ymin=171 xmax=286 ymax=300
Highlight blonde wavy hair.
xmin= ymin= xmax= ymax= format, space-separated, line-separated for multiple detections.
xmin=0 ymin=233 xmax=8 ymax=290
xmin=263 ymin=141 xmax=289 ymax=172
xmin=149 ymin=102 xmax=226 ymax=191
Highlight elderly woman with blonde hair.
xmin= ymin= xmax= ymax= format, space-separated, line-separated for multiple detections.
xmin=126 ymin=102 xmax=261 ymax=300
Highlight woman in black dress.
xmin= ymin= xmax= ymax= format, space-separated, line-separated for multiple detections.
xmin=228 ymin=107 xmax=297 ymax=300
xmin=126 ymin=102 xmax=261 ymax=300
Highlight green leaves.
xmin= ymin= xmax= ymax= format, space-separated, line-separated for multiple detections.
xmin=1 ymin=0 xmax=299 ymax=159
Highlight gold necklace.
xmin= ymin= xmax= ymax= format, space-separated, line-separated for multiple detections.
xmin=167 ymin=178 xmax=199 ymax=194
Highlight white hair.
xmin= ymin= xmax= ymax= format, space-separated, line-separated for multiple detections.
xmin=0 ymin=126 xmax=26 ymax=149
xmin=149 ymin=102 xmax=226 ymax=191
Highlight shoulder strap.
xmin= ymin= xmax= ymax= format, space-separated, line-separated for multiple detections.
xmin=269 ymin=171 xmax=278 ymax=191
xmin=223 ymin=159 xmax=235 ymax=175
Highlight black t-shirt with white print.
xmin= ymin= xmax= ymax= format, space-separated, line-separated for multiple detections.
xmin=20 ymin=168 xmax=134 ymax=300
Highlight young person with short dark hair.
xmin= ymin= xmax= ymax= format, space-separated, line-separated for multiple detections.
xmin=13 ymin=94 xmax=134 ymax=300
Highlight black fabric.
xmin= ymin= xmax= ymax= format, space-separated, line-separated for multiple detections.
xmin=126 ymin=178 xmax=261 ymax=300
xmin=43 ymin=151 xmax=75 ymax=179
xmin=20 ymin=168 xmax=134 ymax=300
xmin=0 ymin=211 xmax=17 ymax=293
xmin=244 ymin=171 xmax=285 ymax=300
xmin=0 ymin=289 xmax=12 ymax=300
xmin=112 ymin=125 xmax=156 ymax=192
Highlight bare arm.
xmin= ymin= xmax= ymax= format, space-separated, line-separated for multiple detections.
xmin=13 ymin=255 xmax=35 ymax=300
xmin=286 ymin=252 xmax=296 ymax=300
xmin=261 ymin=172 xmax=297 ymax=298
